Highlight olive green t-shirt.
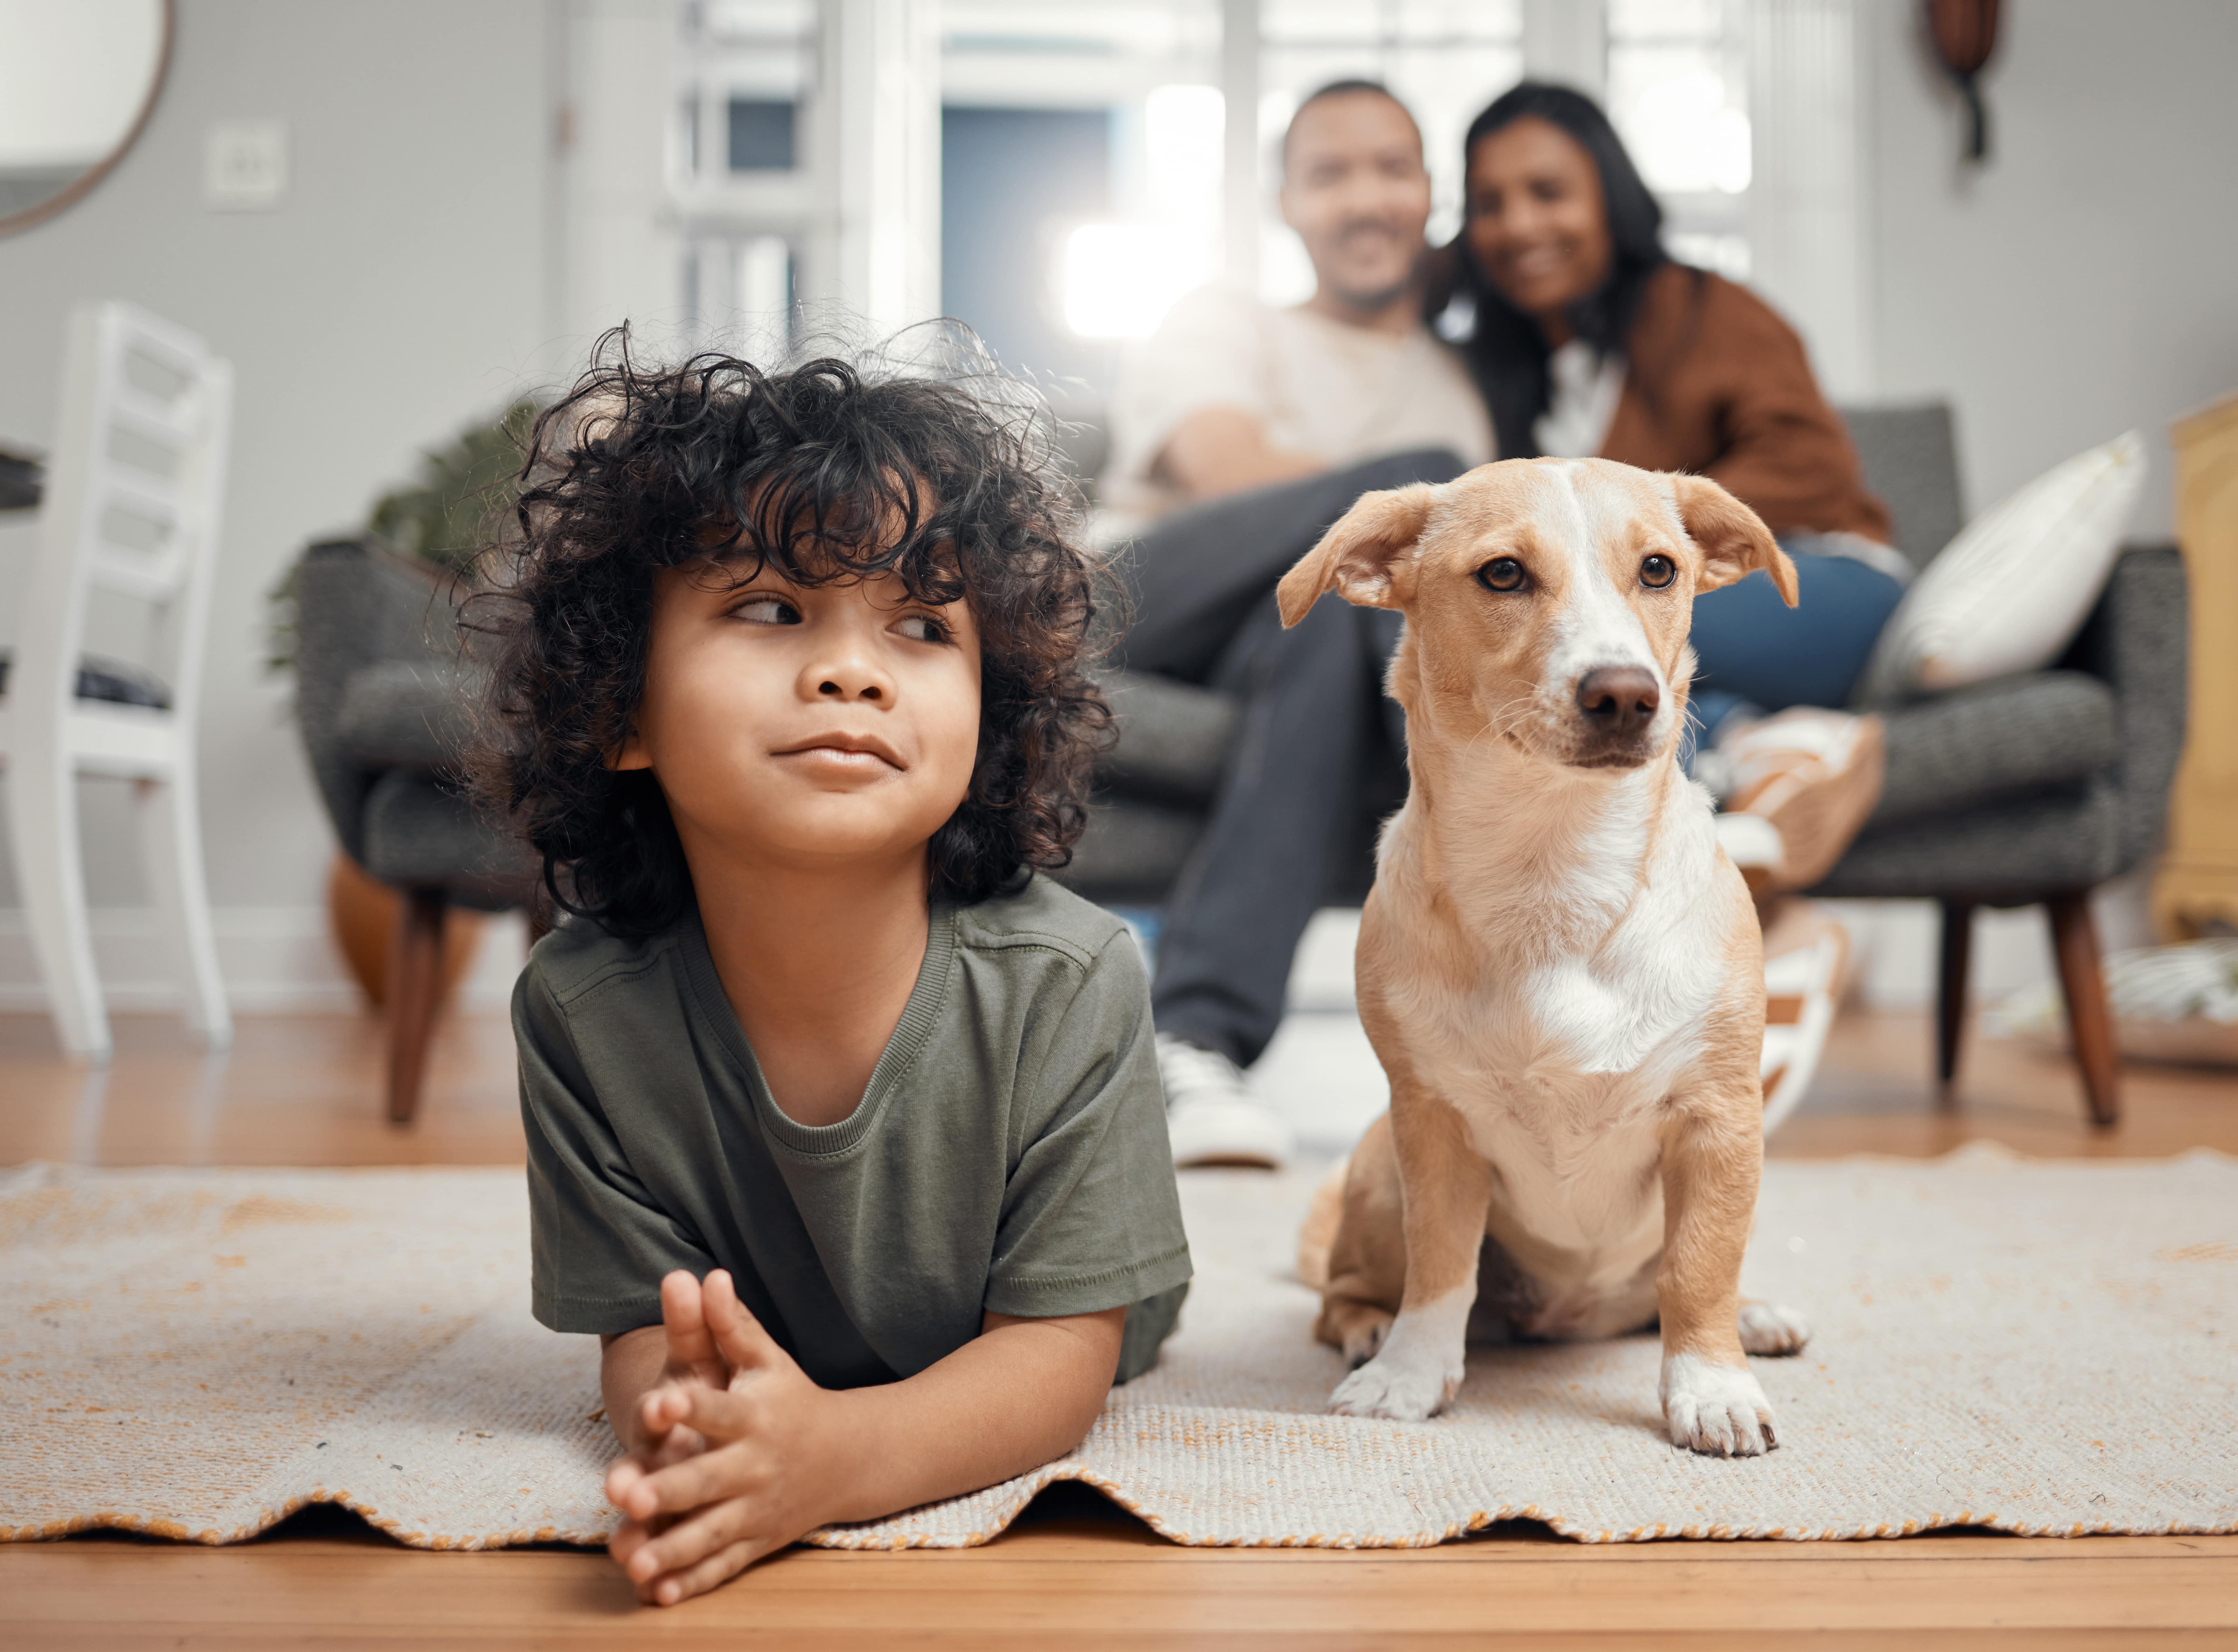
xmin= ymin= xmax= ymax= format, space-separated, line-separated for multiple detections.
xmin=514 ymin=872 xmax=1192 ymax=1388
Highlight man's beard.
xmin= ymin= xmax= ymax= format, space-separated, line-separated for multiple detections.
xmin=1326 ymin=276 xmax=1413 ymax=314
xmin=1321 ymin=222 xmax=1418 ymax=314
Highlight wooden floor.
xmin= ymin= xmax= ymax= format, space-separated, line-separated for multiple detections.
xmin=3 ymin=1002 xmax=2235 ymax=1649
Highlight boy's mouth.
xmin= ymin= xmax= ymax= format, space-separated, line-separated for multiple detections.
xmin=773 ymin=731 xmax=907 ymax=772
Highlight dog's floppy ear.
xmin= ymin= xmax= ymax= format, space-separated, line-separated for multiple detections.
xmin=1275 ymin=484 xmax=1438 ymax=626
xmin=1671 ymin=473 xmax=1797 ymax=607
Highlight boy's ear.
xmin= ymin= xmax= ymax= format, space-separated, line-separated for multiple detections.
xmin=607 ymin=718 xmax=651 ymax=771
xmin=1671 ymin=473 xmax=1797 ymax=606
xmin=1275 ymin=483 xmax=1439 ymax=626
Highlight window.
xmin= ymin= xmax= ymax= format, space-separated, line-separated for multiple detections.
xmin=726 ymin=98 xmax=796 ymax=171
xmin=1603 ymin=0 xmax=1751 ymax=279
xmin=939 ymin=2 xmax=1220 ymax=354
xmin=671 ymin=0 xmax=817 ymax=353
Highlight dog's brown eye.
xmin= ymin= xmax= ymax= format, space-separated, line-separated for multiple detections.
xmin=1477 ymin=557 xmax=1528 ymax=593
xmin=1640 ymin=555 xmax=1676 ymax=588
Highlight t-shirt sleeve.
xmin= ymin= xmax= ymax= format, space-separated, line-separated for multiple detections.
xmin=514 ymin=962 xmax=715 ymax=1335
xmin=983 ymin=932 xmax=1193 ymax=1319
xmin=1102 ymin=286 xmax=1269 ymax=503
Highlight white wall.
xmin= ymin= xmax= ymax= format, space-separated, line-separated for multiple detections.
xmin=1865 ymin=0 xmax=2238 ymax=540
xmin=1834 ymin=0 xmax=2238 ymax=1007
xmin=0 ymin=0 xmax=559 ymax=1006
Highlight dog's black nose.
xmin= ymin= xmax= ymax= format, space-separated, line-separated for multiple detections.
xmin=1576 ymin=666 xmax=1660 ymax=737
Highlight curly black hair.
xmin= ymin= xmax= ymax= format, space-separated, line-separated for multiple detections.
xmin=465 ymin=329 xmax=1113 ymax=939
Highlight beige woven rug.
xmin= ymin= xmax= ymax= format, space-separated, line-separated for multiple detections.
xmin=3 ymin=1147 xmax=2234 ymax=1550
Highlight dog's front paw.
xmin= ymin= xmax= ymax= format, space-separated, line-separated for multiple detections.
xmin=1737 ymin=1300 xmax=1810 ymax=1356
xmin=1660 ymin=1353 xmax=1777 ymax=1456
xmin=1328 ymin=1343 xmax=1462 ymax=1421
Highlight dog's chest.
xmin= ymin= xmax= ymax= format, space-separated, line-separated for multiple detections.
xmin=1378 ymin=859 xmax=1728 ymax=1287
xmin=1401 ymin=901 xmax=1723 ymax=1093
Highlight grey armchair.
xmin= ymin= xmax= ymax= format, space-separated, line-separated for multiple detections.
xmin=1061 ymin=406 xmax=2188 ymax=1126
xmin=292 ymin=537 xmax=537 ymax=1122
xmin=1819 ymin=409 xmax=2186 ymax=1127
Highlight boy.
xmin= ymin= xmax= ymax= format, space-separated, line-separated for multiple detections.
xmin=472 ymin=344 xmax=1191 ymax=1605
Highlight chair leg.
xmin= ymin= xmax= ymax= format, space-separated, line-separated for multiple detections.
xmin=385 ymin=888 xmax=447 ymax=1125
xmin=7 ymin=748 xmax=111 ymax=1059
xmin=1935 ymin=899 xmax=1974 ymax=1104
xmin=135 ymin=773 xmax=232 ymax=1050
xmin=2045 ymin=892 xmax=2121 ymax=1128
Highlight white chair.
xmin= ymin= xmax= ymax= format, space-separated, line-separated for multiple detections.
xmin=0 ymin=301 xmax=233 ymax=1059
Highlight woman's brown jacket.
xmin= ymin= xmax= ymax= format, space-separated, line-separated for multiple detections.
xmin=1599 ymin=264 xmax=1892 ymax=543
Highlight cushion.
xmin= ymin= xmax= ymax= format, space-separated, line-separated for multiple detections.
xmin=0 ymin=650 xmax=171 ymax=709
xmin=1857 ymin=430 xmax=2146 ymax=702
xmin=1870 ymin=670 xmax=2119 ymax=827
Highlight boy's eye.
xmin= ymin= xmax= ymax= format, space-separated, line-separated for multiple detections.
xmin=734 ymin=596 xmax=802 ymax=626
xmin=895 ymin=613 xmax=951 ymax=645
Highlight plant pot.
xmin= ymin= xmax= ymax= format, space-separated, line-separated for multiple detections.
xmin=326 ymin=853 xmax=485 ymax=1010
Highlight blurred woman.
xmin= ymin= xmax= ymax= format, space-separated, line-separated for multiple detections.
xmin=1452 ymin=81 xmax=1904 ymax=892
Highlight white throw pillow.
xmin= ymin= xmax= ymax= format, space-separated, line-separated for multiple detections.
xmin=1857 ymin=430 xmax=2146 ymax=703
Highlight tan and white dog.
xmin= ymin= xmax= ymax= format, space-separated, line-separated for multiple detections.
xmin=1283 ymin=457 xmax=1812 ymax=1457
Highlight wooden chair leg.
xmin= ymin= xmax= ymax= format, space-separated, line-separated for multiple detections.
xmin=2045 ymin=892 xmax=2121 ymax=1128
xmin=385 ymin=888 xmax=447 ymax=1125
xmin=1936 ymin=899 xmax=1975 ymax=1104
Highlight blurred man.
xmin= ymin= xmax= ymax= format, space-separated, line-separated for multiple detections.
xmin=1099 ymin=83 xmax=1490 ymax=1168
xmin=1101 ymin=80 xmax=1492 ymax=525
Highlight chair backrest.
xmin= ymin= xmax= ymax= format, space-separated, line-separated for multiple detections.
xmin=290 ymin=538 xmax=466 ymax=864
xmin=14 ymin=301 xmax=233 ymax=736
xmin=1838 ymin=401 xmax=1966 ymax=573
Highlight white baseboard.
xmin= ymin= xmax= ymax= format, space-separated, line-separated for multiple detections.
xmin=0 ymin=906 xmax=530 ymax=1017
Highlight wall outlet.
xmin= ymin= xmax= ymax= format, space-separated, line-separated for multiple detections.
xmin=204 ymin=120 xmax=290 ymax=211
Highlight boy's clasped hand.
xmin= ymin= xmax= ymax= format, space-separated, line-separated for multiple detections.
xmin=605 ymin=1269 xmax=851 ymax=1606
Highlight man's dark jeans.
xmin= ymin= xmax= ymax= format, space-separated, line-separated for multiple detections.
xmin=1108 ymin=449 xmax=1468 ymax=1069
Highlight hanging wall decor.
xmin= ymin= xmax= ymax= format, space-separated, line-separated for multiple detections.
xmin=1927 ymin=0 xmax=2002 ymax=163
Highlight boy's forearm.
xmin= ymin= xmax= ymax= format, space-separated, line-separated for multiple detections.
xmin=600 ymin=1326 xmax=671 ymax=1454
xmin=810 ymin=1310 xmax=1121 ymax=1528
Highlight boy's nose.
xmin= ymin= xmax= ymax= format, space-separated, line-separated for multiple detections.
xmin=805 ymin=650 xmax=895 ymax=704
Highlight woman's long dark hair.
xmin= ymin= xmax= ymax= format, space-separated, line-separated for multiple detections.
xmin=1456 ymin=82 xmax=1672 ymax=459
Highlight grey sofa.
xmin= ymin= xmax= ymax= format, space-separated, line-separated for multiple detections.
xmin=1059 ymin=406 xmax=2188 ymax=1126
xmin=293 ymin=537 xmax=537 ymax=1122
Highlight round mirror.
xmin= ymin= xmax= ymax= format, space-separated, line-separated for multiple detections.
xmin=0 ymin=0 xmax=174 ymax=237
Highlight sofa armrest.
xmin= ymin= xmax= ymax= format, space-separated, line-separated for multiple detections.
xmin=1871 ymin=671 xmax=2118 ymax=828
xmin=2061 ymin=543 xmax=2188 ymax=872
xmin=335 ymin=660 xmax=473 ymax=772
xmin=1095 ymin=669 xmax=1240 ymax=807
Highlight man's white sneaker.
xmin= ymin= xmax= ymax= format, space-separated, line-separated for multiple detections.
xmin=1155 ymin=1034 xmax=1294 ymax=1169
